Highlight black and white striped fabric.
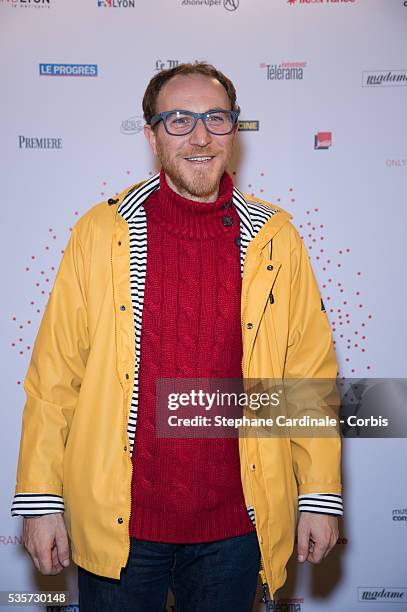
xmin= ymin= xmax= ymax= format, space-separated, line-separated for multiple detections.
xmin=11 ymin=173 xmax=343 ymax=520
xmin=298 ymin=493 xmax=343 ymax=515
xmin=11 ymin=494 xmax=64 ymax=517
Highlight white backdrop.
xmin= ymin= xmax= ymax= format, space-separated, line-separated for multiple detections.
xmin=1 ymin=0 xmax=406 ymax=610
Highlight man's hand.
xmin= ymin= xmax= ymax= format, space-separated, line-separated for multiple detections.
xmin=297 ymin=512 xmax=338 ymax=564
xmin=23 ymin=513 xmax=70 ymax=575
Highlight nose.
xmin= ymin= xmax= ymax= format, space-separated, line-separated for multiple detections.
xmin=188 ymin=117 xmax=212 ymax=147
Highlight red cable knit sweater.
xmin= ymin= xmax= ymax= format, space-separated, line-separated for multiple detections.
xmin=129 ymin=170 xmax=255 ymax=543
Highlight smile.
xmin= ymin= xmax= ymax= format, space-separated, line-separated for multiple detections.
xmin=184 ymin=156 xmax=215 ymax=164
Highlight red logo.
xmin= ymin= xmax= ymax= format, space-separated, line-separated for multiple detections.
xmin=314 ymin=132 xmax=332 ymax=149
xmin=287 ymin=0 xmax=297 ymax=4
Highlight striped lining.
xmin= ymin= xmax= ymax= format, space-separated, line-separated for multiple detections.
xmin=11 ymin=493 xmax=64 ymax=516
xmin=298 ymin=493 xmax=343 ymax=516
xmin=247 ymin=505 xmax=256 ymax=528
xmin=11 ymin=173 xmax=343 ymax=521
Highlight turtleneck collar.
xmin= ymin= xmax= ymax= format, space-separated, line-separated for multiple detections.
xmin=145 ymin=168 xmax=236 ymax=240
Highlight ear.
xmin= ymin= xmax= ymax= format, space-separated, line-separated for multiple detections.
xmin=144 ymin=124 xmax=158 ymax=156
xmin=228 ymin=123 xmax=239 ymax=144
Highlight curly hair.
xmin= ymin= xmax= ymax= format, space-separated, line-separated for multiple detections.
xmin=142 ymin=62 xmax=240 ymax=125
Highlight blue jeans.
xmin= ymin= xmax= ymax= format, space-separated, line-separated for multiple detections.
xmin=78 ymin=532 xmax=261 ymax=612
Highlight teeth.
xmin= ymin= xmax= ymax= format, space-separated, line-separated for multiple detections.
xmin=186 ymin=156 xmax=213 ymax=162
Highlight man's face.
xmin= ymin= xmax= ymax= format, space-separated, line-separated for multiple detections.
xmin=144 ymin=74 xmax=237 ymax=202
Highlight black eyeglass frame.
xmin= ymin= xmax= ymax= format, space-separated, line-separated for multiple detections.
xmin=149 ymin=108 xmax=240 ymax=136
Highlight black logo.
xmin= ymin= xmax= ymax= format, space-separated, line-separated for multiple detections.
xmin=224 ymin=0 xmax=239 ymax=10
xmin=392 ymin=507 xmax=407 ymax=523
xmin=2 ymin=0 xmax=51 ymax=8
xmin=18 ymin=136 xmax=62 ymax=149
xmin=362 ymin=70 xmax=407 ymax=87
xmin=155 ymin=59 xmax=180 ymax=71
xmin=358 ymin=587 xmax=407 ymax=602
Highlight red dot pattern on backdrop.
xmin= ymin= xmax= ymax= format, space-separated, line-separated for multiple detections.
xmin=231 ymin=169 xmax=373 ymax=377
xmin=12 ymin=171 xmax=138 ymax=385
xmin=12 ymin=223 xmax=67 ymax=383
xmin=13 ymin=171 xmax=373 ymax=384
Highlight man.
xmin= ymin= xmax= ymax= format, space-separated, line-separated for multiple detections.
xmin=12 ymin=63 xmax=342 ymax=611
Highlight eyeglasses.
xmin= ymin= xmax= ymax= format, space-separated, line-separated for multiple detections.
xmin=149 ymin=109 xmax=239 ymax=136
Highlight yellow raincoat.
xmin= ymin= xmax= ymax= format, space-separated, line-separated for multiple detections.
xmin=15 ymin=182 xmax=341 ymax=598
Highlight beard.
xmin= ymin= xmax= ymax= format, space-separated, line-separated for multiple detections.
xmin=155 ymin=140 xmax=228 ymax=201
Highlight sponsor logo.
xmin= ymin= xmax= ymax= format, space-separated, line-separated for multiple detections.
xmin=288 ymin=0 xmax=355 ymax=4
xmin=39 ymin=63 xmax=98 ymax=77
xmin=260 ymin=61 xmax=307 ymax=81
xmin=314 ymin=131 xmax=332 ymax=150
xmin=120 ymin=116 xmax=144 ymax=135
xmin=0 ymin=535 xmax=23 ymax=545
xmin=181 ymin=0 xmax=239 ymax=9
xmin=362 ymin=70 xmax=407 ymax=87
xmin=392 ymin=507 xmax=407 ymax=522
xmin=155 ymin=59 xmax=182 ymax=71
xmin=358 ymin=588 xmax=407 ymax=603
xmin=97 ymin=0 xmax=135 ymax=7
xmin=224 ymin=0 xmax=239 ymax=10
xmin=19 ymin=136 xmax=62 ymax=149
xmin=154 ymin=59 xmax=204 ymax=71
xmin=238 ymin=120 xmax=259 ymax=132
xmin=386 ymin=159 xmax=407 ymax=168
xmin=0 ymin=0 xmax=51 ymax=8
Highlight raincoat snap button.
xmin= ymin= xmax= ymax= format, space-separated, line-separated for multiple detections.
xmin=221 ymin=202 xmax=231 ymax=210
xmin=118 ymin=241 xmax=122 ymax=246
xmin=117 ymin=517 xmax=123 ymax=524
xmin=247 ymin=322 xmax=253 ymax=329
xmin=250 ymin=464 xmax=256 ymax=470
xmin=267 ymin=265 xmax=273 ymax=271
xmin=125 ymin=373 xmax=130 ymax=380
xmin=222 ymin=216 xmax=233 ymax=227
xmin=124 ymin=446 xmax=127 ymax=452
xmin=120 ymin=305 xmax=126 ymax=311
